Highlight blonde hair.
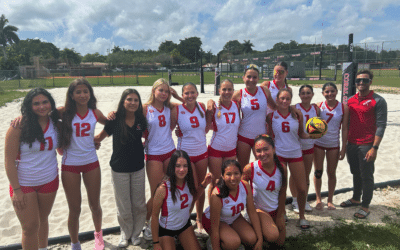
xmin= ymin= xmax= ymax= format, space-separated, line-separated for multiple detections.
xmin=147 ymin=78 xmax=171 ymax=108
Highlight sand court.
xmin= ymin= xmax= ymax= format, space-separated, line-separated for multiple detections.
xmin=1 ymin=83 xmax=399 ymax=246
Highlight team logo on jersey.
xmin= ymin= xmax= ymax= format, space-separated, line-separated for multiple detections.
xmin=244 ymin=94 xmax=247 ymax=97
xmin=271 ymin=85 xmax=276 ymax=89
xmin=224 ymin=199 xmax=230 ymax=204
xmin=363 ymin=100 xmax=372 ymax=106
xmin=181 ymin=111 xmax=185 ymax=114
xmin=274 ymin=116 xmax=279 ymax=119
xmin=149 ymin=110 xmax=154 ymax=113
xmin=256 ymin=171 xmax=262 ymax=176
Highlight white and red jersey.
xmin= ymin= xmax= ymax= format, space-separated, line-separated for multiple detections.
xmin=238 ymin=86 xmax=268 ymax=140
xmin=209 ymin=101 xmax=240 ymax=152
xmin=296 ymin=103 xmax=318 ymax=151
xmin=249 ymin=160 xmax=282 ymax=212
xmin=62 ymin=109 xmax=98 ymax=166
xmin=204 ymin=181 xmax=248 ymax=225
xmin=315 ymin=101 xmax=343 ymax=148
xmin=176 ymin=104 xmax=207 ymax=157
xmin=159 ymin=180 xmax=193 ymax=230
xmin=267 ymin=80 xmax=287 ymax=114
xmin=271 ymin=111 xmax=302 ymax=158
xmin=17 ymin=120 xmax=58 ymax=186
xmin=145 ymin=105 xmax=175 ymax=155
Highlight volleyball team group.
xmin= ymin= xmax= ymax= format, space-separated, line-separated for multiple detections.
xmin=5 ymin=62 xmax=354 ymax=250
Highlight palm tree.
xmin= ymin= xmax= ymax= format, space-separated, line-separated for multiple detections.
xmin=242 ymin=40 xmax=254 ymax=54
xmin=0 ymin=14 xmax=20 ymax=60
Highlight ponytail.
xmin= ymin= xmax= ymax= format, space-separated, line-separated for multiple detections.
xmin=195 ymin=101 xmax=204 ymax=118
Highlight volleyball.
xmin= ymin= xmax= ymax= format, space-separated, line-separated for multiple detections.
xmin=306 ymin=117 xmax=328 ymax=136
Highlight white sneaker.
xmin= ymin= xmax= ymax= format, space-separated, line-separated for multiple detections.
xmin=238 ymin=244 xmax=245 ymax=250
xmin=118 ymin=236 xmax=129 ymax=247
xmin=142 ymin=223 xmax=152 ymax=240
xmin=292 ymin=201 xmax=300 ymax=214
xmin=305 ymin=202 xmax=313 ymax=212
xmin=131 ymin=236 xmax=141 ymax=246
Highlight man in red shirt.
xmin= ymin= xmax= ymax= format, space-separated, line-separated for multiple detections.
xmin=340 ymin=70 xmax=387 ymax=219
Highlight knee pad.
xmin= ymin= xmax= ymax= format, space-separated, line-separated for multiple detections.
xmin=314 ymin=170 xmax=323 ymax=179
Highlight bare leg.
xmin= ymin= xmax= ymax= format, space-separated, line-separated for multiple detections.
xmin=82 ymin=167 xmax=102 ymax=232
xmin=145 ymin=160 xmax=166 ymax=220
xmin=326 ymin=149 xmax=339 ymax=210
xmin=194 ymin=158 xmax=208 ymax=230
xmin=178 ymin=225 xmax=201 ymax=250
xmin=313 ymin=147 xmax=325 ymax=210
xmin=287 ymin=161 xmax=307 ymax=220
xmin=37 ymin=191 xmax=57 ymax=248
xmin=237 ymin=141 xmax=252 ymax=169
xmin=62 ymin=171 xmax=82 ymax=243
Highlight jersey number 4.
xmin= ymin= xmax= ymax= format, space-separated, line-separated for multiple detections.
xmin=74 ymin=123 xmax=91 ymax=137
xmin=230 ymin=203 xmax=244 ymax=216
xmin=265 ymin=180 xmax=275 ymax=192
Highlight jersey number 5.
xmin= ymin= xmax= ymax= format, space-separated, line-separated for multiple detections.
xmin=230 ymin=203 xmax=244 ymax=216
xmin=250 ymin=99 xmax=259 ymax=110
xmin=180 ymin=194 xmax=189 ymax=209
xmin=74 ymin=123 xmax=91 ymax=137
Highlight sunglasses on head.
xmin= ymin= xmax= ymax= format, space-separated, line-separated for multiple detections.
xmin=355 ymin=78 xmax=371 ymax=84
xmin=245 ymin=64 xmax=259 ymax=70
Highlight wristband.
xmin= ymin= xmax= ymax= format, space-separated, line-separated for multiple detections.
xmin=372 ymin=145 xmax=379 ymax=150
xmin=153 ymin=241 xmax=160 ymax=244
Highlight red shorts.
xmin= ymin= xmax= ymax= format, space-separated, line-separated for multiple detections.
xmin=208 ymin=146 xmax=236 ymax=158
xmin=314 ymin=144 xmax=339 ymax=151
xmin=202 ymin=213 xmax=211 ymax=234
xmin=61 ymin=161 xmax=100 ymax=174
xmin=190 ymin=152 xmax=208 ymax=164
xmin=9 ymin=175 xmax=59 ymax=197
xmin=302 ymin=147 xmax=314 ymax=155
xmin=268 ymin=209 xmax=278 ymax=219
xmin=146 ymin=149 xmax=176 ymax=162
xmin=237 ymin=135 xmax=254 ymax=148
xmin=277 ymin=156 xmax=303 ymax=164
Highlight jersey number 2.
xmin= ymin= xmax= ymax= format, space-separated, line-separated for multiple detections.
xmin=180 ymin=194 xmax=189 ymax=209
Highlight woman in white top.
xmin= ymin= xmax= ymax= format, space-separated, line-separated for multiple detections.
xmin=5 ymin=88 xmax=59 ymax=249
xmin=313 ymin=82 xmax=349 ymax=210
xmin=232 ymin=64 xmax=276 ymax=168
xmin=58 ymin=78 xmax=108 ymax=250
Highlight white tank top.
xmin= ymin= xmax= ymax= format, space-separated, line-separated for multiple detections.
xmin=238 ymin=86 xmax=268 ymax=140
xmin=62 ymin=109 xmax=98 ymax=165
xmin=176 ymin=104 xmax=207 ymax=157
xmin=17 ymin=120 xmax=58 ymax=186
xmin=267 ymin=80 xmax=287 ymax=114
xmin=296 ymin=103 xmax=318 ymax=150
xmin=145 ymin=105 xmax=175 ymax=155
xmin=315 ymin=101 xmax=343 ymax=148
xmin=159 ymin=180 xmax=193 ymax=230
xmin=204 ymin=181 xmax=248 ymax=225
xmin=250 ymin=160 xmax=282 ymax=212
xmin=271 ymin=111 xmax=302 ymax=158
xmin=209 ymin=101 xmax=240 ymax=152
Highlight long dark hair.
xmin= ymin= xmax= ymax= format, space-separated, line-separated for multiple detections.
xmin=216 ymin=160 xmax=242 ymax=199
xmin=161 ymin=150 xmax=197 ymax=203
xmin=114 ymin=88 xmax=147 ymax=144
xmin=254 ymin=134 xmax=286 ymax=187
xmin=20 ymin=88 xmax=59 ymax=147
xmin=182 ymin=82 xmax=204 ymax=118
xmin=60 ymin=78 xmax=97 ymax=149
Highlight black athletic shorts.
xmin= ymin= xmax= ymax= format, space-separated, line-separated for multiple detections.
xmin=159 ymin=219 xmax=192 ymax=237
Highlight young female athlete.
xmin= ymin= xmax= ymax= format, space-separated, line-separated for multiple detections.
xmin=5 ymin=88 xmax=59 ymax=250
xmin=206 ymin=79 xmax=240 ymax=186
xmin=291 ymin=85 xmax=321 ymax=213
xmin=232 ymin=64 xmax=277 ymax=168
xmin=242 ymin=134 xmax=287 ymax=246
xmin=151 ymin=150 xmax=212 ymax=250
xmin=58 ymin=78 xmax=108 ymax=250
xmin=314 ymin=82 xmax=349 ymax=210
xmin=202 ymin=160 xmax=263 ymax=250
xmin=267 ymin=88 xmax=320 ymax=230
xmin=170 ymin=82 xmax=210 ymax=231
xmin=94 ymin=89 xmax=147 ymax=247
xmin=261 ymin=61 xmax=290 ymax=115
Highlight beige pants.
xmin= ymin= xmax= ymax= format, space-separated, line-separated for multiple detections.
xmin=111 ymin=168 xmax=146 ymax=240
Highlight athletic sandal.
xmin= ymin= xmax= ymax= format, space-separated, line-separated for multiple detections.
xmin=297 ymin=219 xmax=310 ymax=231
xmin=354 ymin=209 xmax=370 ymax=219
xmin=340 ymin=199 xmax=361 ymax=208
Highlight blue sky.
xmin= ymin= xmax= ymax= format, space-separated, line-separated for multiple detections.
xmin=3 ymin=0 xmax=400 ymax=55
